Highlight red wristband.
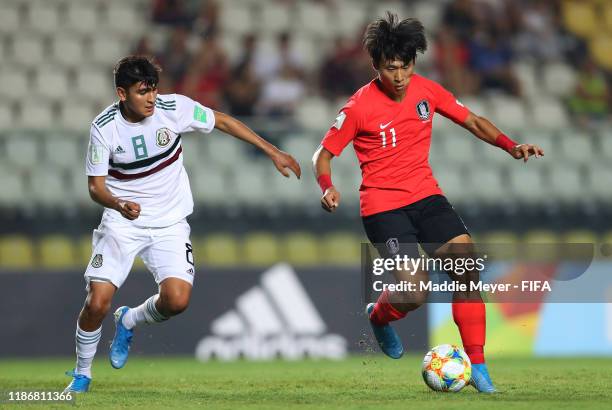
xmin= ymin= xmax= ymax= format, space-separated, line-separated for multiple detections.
xmin=495 ymin=133 xmax=518 ymax=153
xmin=317 ymin=174 xmax=333 ymax=193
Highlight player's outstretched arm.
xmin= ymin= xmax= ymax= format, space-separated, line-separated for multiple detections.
xmin=462 ymin=112 xmax=544 ymax=162
xmin=212 ymin=111 xmax=301 ymax=179
xmin=312 ymin=145 xmax=341 ymax=212
xmin=88 ymin=176 xmax=141 ymax=220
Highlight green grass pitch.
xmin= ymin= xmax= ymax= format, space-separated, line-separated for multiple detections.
xmin=1 ymin=356 xmax=612 ymax=409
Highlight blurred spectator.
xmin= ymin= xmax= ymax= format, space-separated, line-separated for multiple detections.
xmin=319 ymin=37 xmax=371 ymax=100
xmin=568 ymin=58 xmax=610 ymax=125
xmin=442 ymin=0 xmax=477 ymax=42
xmin=226 ymin=35 xmax=261 ymax=116
xmin=257 ymin=64 xmax=305 ymax=117
xmin=515 ymin=0 xmax=563 ymax=62
xmin=253 ymin=32 xmax=305 ymax=82
xmin=434 ymin=27 xmax=478 ymax=96
xmin=469 ymin=28 xmax=520 ymax=96
xmin=157 ymin=26 xmax=193 ymax=89
xmin=179 ymin=35 xmax=229 ymax=110
xmin=192 ymin=0 xmax=220 ymax=38
xmin=152 ymin=0 xmax=191 ymax=26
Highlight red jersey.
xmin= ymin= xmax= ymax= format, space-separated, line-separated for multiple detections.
xmin=321 ymin=74 xmax=470 ymax=217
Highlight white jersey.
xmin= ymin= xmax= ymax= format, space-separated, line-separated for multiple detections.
xmin=86 ymin=94 xmax=215 ymax=227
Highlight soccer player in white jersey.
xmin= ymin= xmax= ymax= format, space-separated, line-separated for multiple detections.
xmin=64 ymin=56 xmax=301 ymax=393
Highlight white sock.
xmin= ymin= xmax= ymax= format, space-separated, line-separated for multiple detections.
xmin=75 ymin=324 xmax=101 ymax=378
xmin=122 ymin=294 xmax=168 ymax=330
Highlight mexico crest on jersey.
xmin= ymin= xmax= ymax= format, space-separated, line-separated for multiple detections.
xmin=156 ymin=127 xmax=173 ymax=147
xmin=416 ymin=100 xmax=431 ymax=121
xmin=91 ymin=254 xmax=103 ymax=268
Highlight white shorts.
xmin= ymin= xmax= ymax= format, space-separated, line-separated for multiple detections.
xmin=84 ymin=216 xmax=195 ymax=290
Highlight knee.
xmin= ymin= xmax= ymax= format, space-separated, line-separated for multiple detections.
xmin=159 ymin=292 xmax=190 ymax=316
xmin=85 ymin=296 xmax=112 ymax=317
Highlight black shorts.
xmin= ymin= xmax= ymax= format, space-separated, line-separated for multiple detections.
xmin=362 ymin=195 xmax=469 ymax=258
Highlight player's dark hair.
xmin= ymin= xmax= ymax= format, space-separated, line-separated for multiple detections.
xmin=113 ymin=55 xmax=161 ymax=90
xmin=363 ymin=12 xmax=427 ymax=68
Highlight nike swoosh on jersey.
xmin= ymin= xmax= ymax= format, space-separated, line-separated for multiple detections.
xmin=380 ymin=121 xmax=393 ymax=129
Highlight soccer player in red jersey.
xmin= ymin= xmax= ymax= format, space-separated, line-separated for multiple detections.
xmin=312 ymin=14 xmax=544 ymax=393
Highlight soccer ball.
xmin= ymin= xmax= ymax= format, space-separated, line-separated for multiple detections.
xmin=422 ymin=344 xmax=471 ymax=392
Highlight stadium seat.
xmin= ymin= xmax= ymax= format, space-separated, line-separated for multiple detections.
xmin=441 ymin=133 xmax=480 ymax=167
xmin=39 ymin=235 xmax=77 ymax=270
xmin=280 ymin=136 xmax=317 ymax=170
xmin=459 ymin=97 xmax=489 ymax=118
xmin=524 ymin=230 xmax=559 ymax=244
xmin=232 ymin=162 xmax=273 ymax=207
xmin=196 ymin=233 xmax=241 ymax=267
xmin=479 ymin=231 xmax=519 ymax=260
xmin=25 ymin=3 xmax=60 ymax=35
xmin=0 ymin=170 xmax=26 ymax=207
xmin=16 ymin=99 xmax=55 ymax=130
xmin=75 ymin=70 xmax=113 ymax=101
xmin=190 ymin=165 xmax=229 ymax=206
xmin=204 ymin=132 xmax=249 ymax=171
xmin=413 ymin=2 xmax=442 ymax=31
xmin=434 ymin=167 xmax=470 ymax=205
xmin=598 ymin=131 xmax=612 ymax=160
xmin=259 ymin=2 xmax=292 ymax=35
xmin=34 ymin=68 xmax=70 ymax=101
xmin=269 ymin=166 xmax=311 ymax=206
xmin=41 ymin=135 xmax=81 ymax=170
xmin=243 ymin=232 xmax=281 ymax=267
xmin=586 ymin=165 xmax=612 ymax=201
xmin=488 ymin=96 xmax=527 ymax=134
xmin=529 ymin=97 xmax=569 ymax=131
xmin=64 ymin=3 xmax=99 ymax=34
xmin=0 ymin=235 xmax=35 ymax=270
xmin=547 ymin=165 xmax=585 ymax=203
xmin=219 ymin=3 xmax=254 ymax=36
xmin=0 ymin=102 xmax=13 ymax=130
xmin=333 ymin=1 xmax=367 ymax=37
xmin=373 ymin=1 xmax=409 ymax=22
xmin=482 ymin=231 xmax=519 ymax=244
xmin=10 ymin=34 xmax=46 ymax=67
xmin=5 ymin=134 xmax=39 ymax=171
xmin=180 ymin=136 xmax=203 ymax=170
xmin=50 ymin=34 xmax=84 ymax=68
xmin=0 ymin=4 xmax=20 ymax=35
xmin=0 ymin=68 xmax=30 ymax=103
xmin=562 ymin=0 xmax=599 ymax=38
xmin=59 ymin=100 xmax=97 ymax=132
xmin=604 ymin=2 xmax=612 ymax=33
xmin=514 ymin=61 xmax=540 ymax=99
xmin=295 ymin=2 xmax=333 ymax=38
xmin=104 ymin=3 xmax=145 ymax=36
xmin=68 ymin=171 xmax=94 ymax=208
xmin=295 ymin=97 xmax=333 ymax=133
xmin=507 ymin=166 xmax=547 ymax=204
xmin=601 ymin=231 xmax=612 ymax=259
xmin=333 ymin=166 xmax=361 ymax=204
xmin=467 ymin=166 xmax=506 ymax=204
xmin=89 ymin=35 xmax=128 ymax=66
xmin=542 ymin=62 xmax=577 ymax=97
xmin=557 ymin=132 xmax=594 ymax=166
xmin=292 ymin=37 xmax=322 ymax=71
xmin=320 ymin=232 xmax=361 ymax=266
xmin=283 ymin=232 xmax=320 ymax=266
xmin=29 ymin=167 xmax=68 ymax=206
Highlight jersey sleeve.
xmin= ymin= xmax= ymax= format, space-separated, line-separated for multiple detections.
xmin=431 ymin=81 xmax=470 ymax=124
xmin=175 ymin=94 xmax=216 ymax=134
xmin=85 ymin=125 xmax=111 ymax=176
xmin=321 ymin=101 xmax=361 ymax=157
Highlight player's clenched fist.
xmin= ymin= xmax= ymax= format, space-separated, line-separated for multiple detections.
xmin=321 ymin=187 xmax=341 ymax=212
xmin=116 ymin=200 xmax=141 ymax=220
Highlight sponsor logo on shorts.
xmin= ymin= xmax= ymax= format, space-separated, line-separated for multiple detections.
xmin=156 ymin=127 xmax=173 ymax=147
xmin=186 ymin=267 xmax=194 ymax=276
xmin=91 ymin=254 xmax=103 ymax=268
xmin=416 ymin=99 xmax=431 ymax=121
xmin=386 ymin=238 xmax=400 ymax=255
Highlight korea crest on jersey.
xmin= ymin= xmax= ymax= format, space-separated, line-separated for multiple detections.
xmin=416 ymin=100 xmax=431 ymax=121
xmin=156 ymin=127 xmax=173 ymax=147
